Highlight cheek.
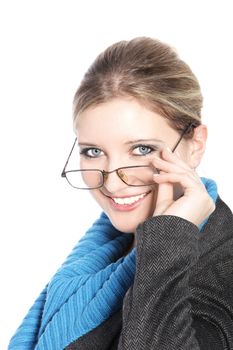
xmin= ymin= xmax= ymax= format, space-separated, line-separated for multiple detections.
xmin=80 ymin=158 xmax=91 ymax=169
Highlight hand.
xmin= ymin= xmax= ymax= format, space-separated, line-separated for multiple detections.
xmin=151 ymin=147 xmax=216 ymax=227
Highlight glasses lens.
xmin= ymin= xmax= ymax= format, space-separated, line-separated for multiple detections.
xmin=65 ymin=170 xmax=103 ymax=189
xmin=64 ymin=166 xmax=158 ymax=189
xmin=117 ymin=166 xmax=157 ymax=187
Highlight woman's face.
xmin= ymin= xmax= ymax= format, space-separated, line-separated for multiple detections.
xmin=75 ymin=98 xmax=191 ymax=233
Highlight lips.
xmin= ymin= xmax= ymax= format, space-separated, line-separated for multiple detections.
xmin=112 ymin=192 xmax=147 ymax=205
xmin=107 ymin=191 xmax=151 ymax=211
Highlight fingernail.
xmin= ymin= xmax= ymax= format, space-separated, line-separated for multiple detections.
xmin=166 ymin=146 xmax=172 ymax=153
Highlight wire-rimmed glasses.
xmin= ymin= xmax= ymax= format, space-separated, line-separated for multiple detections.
xmin=61 ymin=123 xmax=194 ymax=190
xmin=64 ymin=165 xmax=158 ymax=190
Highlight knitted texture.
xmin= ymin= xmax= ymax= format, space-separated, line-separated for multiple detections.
xmin=8 ymin=178 xmax=217 ymax=350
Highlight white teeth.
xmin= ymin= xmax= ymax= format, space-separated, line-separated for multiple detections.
xmin=112 ymin=193 xmax=147 ymax=205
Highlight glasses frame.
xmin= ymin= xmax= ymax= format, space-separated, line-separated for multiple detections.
xmin=61 ymin=122 xmax=194 ymax=190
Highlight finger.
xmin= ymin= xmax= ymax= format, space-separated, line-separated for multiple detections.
xmin=153 ymin=172 xmax=215 ymax=225
xmin=155 ymin=171 xmax=174 ymax=200
xmin=153 ymin=171 xmax=204 ymax=189
xmin=161 ymin=147 xmax=192 ymax=169
xmin=152 ymin=156 xmax=196 ymax=180
xmin=154 ymin=171 xmax=174 ymax=215
xmin=151 ymin=150 xmax=200 ymax=183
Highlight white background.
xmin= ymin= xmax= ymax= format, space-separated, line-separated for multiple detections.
xmin=1 ymin=1 xmax=232 ymax=348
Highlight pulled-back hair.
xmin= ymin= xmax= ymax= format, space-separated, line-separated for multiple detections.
xmin=73 ymin=37 xmax=202 ymax=138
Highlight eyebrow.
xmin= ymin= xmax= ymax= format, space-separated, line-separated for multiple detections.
xmin=78 ymin=142 xmax=100 ymax=147
xmin=125 ymin=138 xmax=164 ymax=145
xmin=78 ymin=139 xmax=163 ymax=147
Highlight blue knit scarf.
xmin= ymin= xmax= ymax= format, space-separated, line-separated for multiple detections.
xmin=8 ymin=178 xmax=218 ymax=350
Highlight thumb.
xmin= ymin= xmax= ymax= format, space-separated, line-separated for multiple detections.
xmin=153 ymin=171 xmax=174 ymax=215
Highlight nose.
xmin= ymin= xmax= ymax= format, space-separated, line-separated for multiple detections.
xmin=102 ymin=169 xmax=128 ymax=194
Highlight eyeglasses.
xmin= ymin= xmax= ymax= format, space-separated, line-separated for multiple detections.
xmin=61 ymin=123 xmax=194 ymax=190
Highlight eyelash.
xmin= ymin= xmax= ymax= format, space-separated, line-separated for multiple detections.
xmin=131 ymin=144 xmax=159 ymax=156
xmin=80 ymin=144 xmax=159 ymax=158
xmin=79 ymin=148 xmax=103 ymax=158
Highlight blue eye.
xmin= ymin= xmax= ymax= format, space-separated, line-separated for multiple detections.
xmin=132 ymin=145 xmax=155 ymax=156
xmin=80 ymin=148 xmax=103 ymax=158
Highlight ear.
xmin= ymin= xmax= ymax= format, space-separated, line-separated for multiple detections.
xmin=188 ymin=124 xmax=208 ymax=168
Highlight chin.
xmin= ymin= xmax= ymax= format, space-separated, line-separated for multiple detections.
xmin=110 ymin=218 xmax=140 ymax=234
xmin=106 ymin=206 xmax=154 ymax=234
xmin=91 ymin=188 xmax=157 ymax=233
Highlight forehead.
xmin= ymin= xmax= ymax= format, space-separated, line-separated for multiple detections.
xmin=75 ymin=98 xmax=177 ymax=143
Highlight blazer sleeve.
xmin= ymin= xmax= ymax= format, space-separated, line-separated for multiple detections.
xmin=117 ymin=215 xmax=230 ymax=349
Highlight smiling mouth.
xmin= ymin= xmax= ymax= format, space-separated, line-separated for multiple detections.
xmin=109 ymin=191 xmax=151 ymax=205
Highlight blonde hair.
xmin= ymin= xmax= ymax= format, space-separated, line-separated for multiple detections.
xmin=73 ymin=37 xmax=202 ymax=138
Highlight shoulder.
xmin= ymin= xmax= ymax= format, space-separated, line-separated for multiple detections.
xmin=190 ymin=195 xmax=233 ymax=306
xmin=198 ymin=196 xmax=233 ymax=254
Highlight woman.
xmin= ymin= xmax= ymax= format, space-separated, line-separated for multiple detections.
xmin=9 ymin=37 xmax=233 ymax=349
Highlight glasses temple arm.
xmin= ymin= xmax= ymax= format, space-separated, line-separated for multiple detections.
xmin=171 ymin=122 xmax=194 ymax=153
xmin=61 ymin=137 xmax=77 ymax=177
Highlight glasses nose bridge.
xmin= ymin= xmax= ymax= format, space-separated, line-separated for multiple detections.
xmin=102 ymin=167 xmax=128 ymax=187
